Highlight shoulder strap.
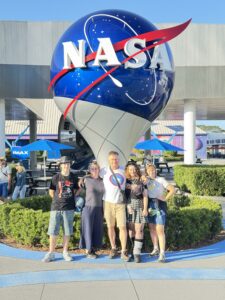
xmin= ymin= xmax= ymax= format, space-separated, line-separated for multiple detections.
xmin=0 ymin=168 xmax=8 ymax=177
xmin=110 ymin=167 xmax=122 ymax=191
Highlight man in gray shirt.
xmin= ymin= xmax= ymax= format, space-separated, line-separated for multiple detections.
xmin=0 ymin=157 xmax=11 ymax=202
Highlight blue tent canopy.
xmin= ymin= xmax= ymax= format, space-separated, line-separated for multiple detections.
xmin=135 ymin=138 xmax=184 ymax=151
xmin=21 ymin=140 xmax=74 ymax=152
xmin=20 ymin=140 xmax=75 ymax=176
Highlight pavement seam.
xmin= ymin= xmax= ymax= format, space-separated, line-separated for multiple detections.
xmin=40 ymin=283 xmax=45 ymax=300
xmin=123 ymin=261 xmax=140 ymax=300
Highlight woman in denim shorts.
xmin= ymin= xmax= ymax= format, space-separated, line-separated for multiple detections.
xmin=145 ymin=164 xmax=175 ymax=263
xmin=42 ymin=156 xmax=78 ymax=263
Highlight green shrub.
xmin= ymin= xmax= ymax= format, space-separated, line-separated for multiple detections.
xmin=0 ymin=195 xmax=222 ymax=250
xmin=0 ymin=203 xmax=23 ymax=236
xmin=14 ymin=195 xmax=51 ymax=212
xmin=165 ymin=198 xmax=222 ymax=249
xmin=174 ymin=165 xmax=225 ymax=196
xmin=168 ymin=194 xmax=190 ymax=208
xmin=164 ymin=151 xmax=177 ymax=157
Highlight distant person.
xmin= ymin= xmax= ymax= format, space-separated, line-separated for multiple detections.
xmin=12 ymin=162 xmax=26 ymax=200
xmin=125 ymin=162 xmax=148 ymax=263
xmin=79 ymin=161 xmax=105 ymax=258
xmin=0 ymin=157 xmax=12 ymax=203
xmin=42 ymin=156 xmax=78 ymax=263
xmin=145 ymin=164 xmax=175 ymax=263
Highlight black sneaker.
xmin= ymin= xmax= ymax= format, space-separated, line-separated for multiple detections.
xmin=109 ymin=248 xmax=118 ymax=259
xmin=134 ymin=254 xmax=141 ymax=263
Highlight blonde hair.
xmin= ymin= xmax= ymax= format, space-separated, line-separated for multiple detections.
xmin=88 ymin=161 xmax=100 ymax=171
xmin=145 ymin=164 xmax=156 ymax=175
xmin=16 ymin=165 xmax=25 ymax=173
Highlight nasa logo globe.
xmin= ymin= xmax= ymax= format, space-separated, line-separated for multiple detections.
xmin=50 ymin=9 xmax=175 ymax=121
xmin=50 ymin=10 xmax=190 ymax=167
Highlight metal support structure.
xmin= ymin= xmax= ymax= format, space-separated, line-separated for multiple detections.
xmin=29 ymin=119 xmax=37 ymax=169
xmin=184 ymin=100 xmax=196 ymax=164
xmin=0 ymin=99 xmax=5 ymax=157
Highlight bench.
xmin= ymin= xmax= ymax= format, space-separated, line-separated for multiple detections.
xmin=196 ymin=158 xmax=202 ymax=164
xmin=155 ymin=162 xmax=172 ymax=173
xmin=32 ymin=186 xmax=49 ymax=195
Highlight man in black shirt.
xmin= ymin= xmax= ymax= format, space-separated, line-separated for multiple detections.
xmin=42 ymin=156 xmax=78 ymax=262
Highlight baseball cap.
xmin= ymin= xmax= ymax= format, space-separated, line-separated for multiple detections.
xmin=0 ymin=157 xmax=6 ymax=161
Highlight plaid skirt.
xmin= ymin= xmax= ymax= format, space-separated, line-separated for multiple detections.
xmin=127 ymin=198 xmax=147 ymax=224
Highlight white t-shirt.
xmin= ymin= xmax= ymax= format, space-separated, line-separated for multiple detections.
xmin=0 ymin=165 xmax=11 ymax=183
xmin=147 ymin=177 xmax=169 ymax=199
xmin=100 ymin=167 xmax=126 ymax=204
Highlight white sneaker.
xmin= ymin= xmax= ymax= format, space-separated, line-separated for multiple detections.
xmin=42 ymin=252 xmax=55 ymax=263
xmin=63 ymin=252 xmax=73 ymax=262
xmin=158 ymin=253 xmax=166 ymax=263
xmin=149 ymin=248 xmax=159 ymax=256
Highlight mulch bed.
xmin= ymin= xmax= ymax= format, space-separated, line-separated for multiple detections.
xmin=1 ymin=230 xmax=225 ymax=254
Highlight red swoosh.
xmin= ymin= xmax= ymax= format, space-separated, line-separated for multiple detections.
xmin=48 ymin=19 xmax=191 ymax=118
xmin=49 ymin=20 xmax=191 ymax=92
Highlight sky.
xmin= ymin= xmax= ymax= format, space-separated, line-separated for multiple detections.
xmin=0 ymin=0 xmax=225 ymax=24
xmin=1 ymin=0 xmax=225 ymax=129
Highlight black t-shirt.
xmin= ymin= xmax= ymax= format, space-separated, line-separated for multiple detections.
xmin=50 ymin=172 xmax=78 ymax=211
xmin=125 ymin=179 xmax=147 ymax=202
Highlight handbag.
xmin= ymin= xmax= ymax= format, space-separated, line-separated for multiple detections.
xmin=75 ymin=186 xmax=86 ymax=212
xmin=110 ymin=167 xmax=127 ymax=204
xmin=75 ymin=195 xmax=85 ymax=212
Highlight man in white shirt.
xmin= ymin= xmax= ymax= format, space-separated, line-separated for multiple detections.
xmin=100 ymin=151 xmax=129 ymax=261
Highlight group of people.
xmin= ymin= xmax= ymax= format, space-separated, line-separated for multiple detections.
xmin=43 ymin=151 xmax=175 ymax=263
xmin=0 ymin=157 xmax=26 ymax=203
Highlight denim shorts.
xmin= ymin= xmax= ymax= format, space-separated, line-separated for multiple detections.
xmin=148 ymin=210 xmax=166 ymax=225
xmin=48 ymin=210 xmax=75 ymax=236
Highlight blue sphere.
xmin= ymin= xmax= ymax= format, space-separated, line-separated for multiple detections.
xmin=51 ymin=9 xmax=175 ymax=121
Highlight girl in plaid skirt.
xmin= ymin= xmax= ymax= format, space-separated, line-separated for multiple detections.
xmin=125 ymin=162 xmax=148 ymax=263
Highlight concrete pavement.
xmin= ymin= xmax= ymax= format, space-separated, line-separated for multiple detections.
xmin=0 ymin=238 xmax=225 ymax=300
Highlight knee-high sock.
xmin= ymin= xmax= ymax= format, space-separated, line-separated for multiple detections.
xmin=130 ymin=237 xmax=135 ymax=248
xmin=133 ymin=239 xmax=143 ymax=255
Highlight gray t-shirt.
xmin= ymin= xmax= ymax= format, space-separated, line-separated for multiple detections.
xmin=0 ymin=165 xmax=11 ymax=183
xmin=84 ymin=177 xmax=105 ymax=207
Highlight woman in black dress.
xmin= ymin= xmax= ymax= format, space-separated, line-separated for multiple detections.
xmin=79 ymin=161 xmax=105 ymax=258
xmin=125 ymin=162 xmax=148 ymax=263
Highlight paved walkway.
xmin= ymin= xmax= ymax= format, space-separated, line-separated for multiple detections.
xmin=0 ymin=237 xmax=225 ymax=300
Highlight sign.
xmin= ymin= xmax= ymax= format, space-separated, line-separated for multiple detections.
xmin=11 ymin=146 xmax=30 ymax=160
